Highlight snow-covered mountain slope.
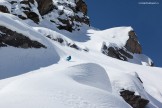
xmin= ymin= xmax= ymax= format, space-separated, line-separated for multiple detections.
xmin=0 ymin=40 xmax=162 ymax=108
xmin=0 ymin=13 xmax=60 ymax=79
xmin=0 ymin=0 xmax=162 ymax=108
xmin=0 ymin=63 xmax=130 ymax=108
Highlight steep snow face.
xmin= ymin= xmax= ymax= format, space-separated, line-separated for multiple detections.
xmin=0 ymin=13 xmax=60 ymax=79
xmin=0 ymin=47 xmax=59 ymax=79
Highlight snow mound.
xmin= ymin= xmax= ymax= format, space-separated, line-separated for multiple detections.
xmin=65 ymin=63 xmax=112 ymax=92
xmin=0 ymin=63 xmax=130 ymax=108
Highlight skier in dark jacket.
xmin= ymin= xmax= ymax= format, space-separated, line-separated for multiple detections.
xmin=66 ymin=56 xmax=71 ymax=61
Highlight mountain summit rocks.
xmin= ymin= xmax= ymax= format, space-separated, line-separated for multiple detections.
xmin=125 ymin=31 xmax=142 ymax=54
xmin=102 ymin=30 xmax=143 ymax=62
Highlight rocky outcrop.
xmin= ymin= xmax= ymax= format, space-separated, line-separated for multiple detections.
xmin=150 ymin=62 xmax=154 ymax=66
xmin=0 ymin=26 xmax=46 ymax=48
xmin=102 ymin=42 xmax=133 ymax=61
xmin=3 ymin=0 xmax=40 ymax=23
xmin=102 ymin=30 xmax=143 ymax=62
xmin=46 ymin=35 xmax=88 ymax=51
xmin=69 ymin=43 xmax=80 ymax=50
xmin=0 ymin=0 xmax=89 ymax=32
xmin=2 ymin=0 xmax=41 ymax=23
xmin=10 ymin=0 xmax=40 ymax=23
xmin=0 ymin=5 xmax=9 ymax=13
xmin=36 ymin=0 xmax=54 ymax=15
xmin=125 ymin=31 xmax=142 ymax=54
xmin=20 ymin=0 xmax=40 ymax=23
xmin=57 ymin=18 xmax=73 ymax=32
xmin=120 ymin=89 xmax=149 ymax=108
xmin=57 ymin=14 xmax=89 ymax=32
xmin=76 ymin=0 xmax=87 ymax=15
xmin=46 ymin=0 xmax=90 ymax=32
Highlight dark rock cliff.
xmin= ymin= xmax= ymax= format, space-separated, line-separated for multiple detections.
xmin=0 ymin=26 xmax=46 ymax=48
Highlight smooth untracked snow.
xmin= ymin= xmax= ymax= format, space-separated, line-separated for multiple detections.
xmin=0 ymin=63 xmax=130 ymax=108
xmin=0 ymin=46 xmax=59 ymax=79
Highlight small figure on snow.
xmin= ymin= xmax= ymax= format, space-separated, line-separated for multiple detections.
xmin=66 ymin=55 xmax=71 ymax=61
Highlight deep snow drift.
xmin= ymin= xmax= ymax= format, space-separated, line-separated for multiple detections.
xmin=0 ymin=63 xmax=130 ymax=108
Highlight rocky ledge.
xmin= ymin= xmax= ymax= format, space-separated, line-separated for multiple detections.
xmin=120 ymin=89 xmax=149 ymax=108
xmin=0 ymin=26 xmax=46 ymax=48
xmin=102 ymin=30 xmax=142 ymax=61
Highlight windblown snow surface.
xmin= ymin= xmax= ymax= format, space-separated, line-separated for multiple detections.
xmin=0 ymin=11 xmax=162 ymax=108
